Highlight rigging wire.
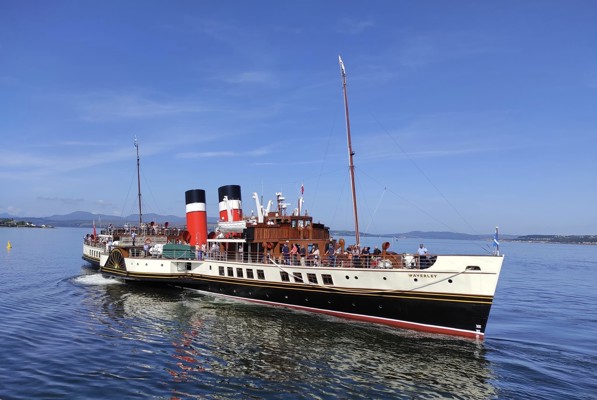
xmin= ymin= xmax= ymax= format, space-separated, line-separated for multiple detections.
xmin=352 ymin=169 xmax=374 ymax=235
xmin=140 ymin=166 xmax=164 ymax=219
xmin=364 ymin=187 xmax=386 ymax=234
xmin=330 ymin=166 xmax=349 ymax=228
xmin=372 ymin=116 xmax=481 ymax=236
xmin=359 ymin=169 xmax=455 ymax=231
xmin=311 ymin=117 xmax=338 ymax=213
xmin=120 ymin=172 xmax=135 ymax=221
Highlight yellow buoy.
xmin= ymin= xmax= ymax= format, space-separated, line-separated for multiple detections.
xmin=7 ymin=241 xmax=12 ymax=249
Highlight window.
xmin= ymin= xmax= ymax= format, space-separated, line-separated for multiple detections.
xmin=257 ymin=269 xmax=265 ymax=280
xmin=293 ymin=272 xmax=303 ymax=283
xmin=236 ymin=268 xmax=244 ymax=278
xmin=246 ymin=269 xmax=254 ymax=279
xmin=227 ymin=267 xmax=234 ymax=277
xmin=280 ymin=271 xmax=290 ymax=282
xmin=219 ymin=266 xmax=225 ymax=276
xmin=307 ymin=273 xmax=318 ymax=284
xmin=322 ymin=274 xmax=334 ymax=285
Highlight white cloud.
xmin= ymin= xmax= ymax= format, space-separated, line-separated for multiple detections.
xmin=175 ymin=146 xmax=272 ymax=159
xmin=223 ymin=71 xmax=277 ymax=85
xmin=336 ymin=18 xmax=376 ymax=35
xmin=37 ymin=196 xmax=85 ymax=205
xmin=77 ymin=93 xmax=209 ymax=122
xmin=6 ymin=206 xmax=21 ymax=215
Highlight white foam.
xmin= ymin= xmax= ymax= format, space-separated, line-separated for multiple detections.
xmin=74 ymin=273 xmax=123 ymax=286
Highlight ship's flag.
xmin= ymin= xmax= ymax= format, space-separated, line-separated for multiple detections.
xmin=301 ymin=184 xmax=304 ymax=195
xmin=493 ymin=230 xmax=499 ymax=247
xmin=338 ymin=55 xmax=346 ymax=77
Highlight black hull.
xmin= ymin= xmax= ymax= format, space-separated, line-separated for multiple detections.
xmin=82 ymin=255 xmax=100 ymax=268
xmin=101 ymin=268 xmax=493 ymax=339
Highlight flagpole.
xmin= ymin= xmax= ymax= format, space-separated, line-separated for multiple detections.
xmin=299 ymin=184 xmax=304 ymax=216
xmin=339 ymin=55 xmax=360 ymax=248
xmin=135 ymin=137 xmax=143 ymax=229
xmin=494 ymin=226 xmax=500 ymax=256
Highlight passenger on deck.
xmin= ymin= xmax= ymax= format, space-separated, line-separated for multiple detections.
xmin=311 ymin=245 xmax=320 ymax=266
xmin=299 ymin=245 xmax=306 ymax=266
xmin=361 ymin=246 xmax=371 ymax=268
xmin=417 ymin=244 xmax=428 ymax=256
xmin=144 ymin=238 xmax=151 ymax=256
xmin=211 ymin=242 xmax=220 ymax=259
xmin=290 ymin=243 xmax=298 ymax=265
xmin=351 ymin=245 xmax=361 ymax=268
xmin=417 ymin=244 xmax=429 ymax=267
xmin=326 ymin=244 xmax=336 ymax=267
xmin=282 ymin=241 xmax=290 ymax=265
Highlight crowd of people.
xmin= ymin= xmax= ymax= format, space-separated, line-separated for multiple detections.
xmin=88 ymin=228 xmax=432 ymax=269
xmin=273 ymin=241 xmax=431 ymax=269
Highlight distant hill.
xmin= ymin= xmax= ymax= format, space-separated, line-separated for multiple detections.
xmin=511 ymin=234 xmax=597 ymax=245
xmin=1 ymin=211 xmax=190 ymax=228
xmin=0 ymin=212 xmax=544 ymax=241
xmin=331 ymin=230 xmax=517 ymax=241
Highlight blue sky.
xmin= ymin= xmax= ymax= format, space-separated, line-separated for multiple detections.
xmin=1 ymin=1 xmax=596 ymax=236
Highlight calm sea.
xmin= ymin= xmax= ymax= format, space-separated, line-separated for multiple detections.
xmin=0 ymin=227 xmax=595 ymax=399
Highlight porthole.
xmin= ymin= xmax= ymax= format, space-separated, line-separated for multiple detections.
xmin=383 ymin=277 xmax=387 ymax=280
xmin=345 ymin=275 xmax=350 ymax=279
xmin=354 ymin=276 xmax=359 ymax=280
xmin=414 ymin=278 xmax=418 ymax=282
xmin=448 ymin=279 xmax=453 ymax=283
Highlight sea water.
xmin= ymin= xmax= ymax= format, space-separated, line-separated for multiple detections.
xmin=0 ymin=227 xmax=595 ymax=399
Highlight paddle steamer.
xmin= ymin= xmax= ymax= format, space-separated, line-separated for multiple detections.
xmin=98 ymin=57 xmax=504 ymax=338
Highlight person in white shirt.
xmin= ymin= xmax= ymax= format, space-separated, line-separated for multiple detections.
xmin=417 ymin=244 xmax=428 ymax=256
xmin=417 ymin=244 xmax=429 ymax=267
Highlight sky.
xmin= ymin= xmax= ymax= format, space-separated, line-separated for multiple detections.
xmin=1 ymin=1 xmax=596 ymax=236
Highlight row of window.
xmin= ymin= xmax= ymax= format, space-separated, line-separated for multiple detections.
xmin=218 ymin=266 xmax=334 ymax=285
xmin=88 ymin=249 xmax=101 ymax=259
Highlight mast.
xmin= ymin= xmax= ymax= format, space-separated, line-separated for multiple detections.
xmin=134 ymin=137 xmax=143 ymax=228
xmin=339 ymin=55 xmax=360 ymax=247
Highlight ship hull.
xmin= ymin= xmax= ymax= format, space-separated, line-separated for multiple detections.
xmin=100 ymin=253 xmax=502 ymax=339
xmin=82 ymin=243 xmax=102 ymax=267
xmin=177 ymin=276 xmax=491 ymax=338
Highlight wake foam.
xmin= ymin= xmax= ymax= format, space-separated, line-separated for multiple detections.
xmin=74 ymin=274 xmax=123 ymax=286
